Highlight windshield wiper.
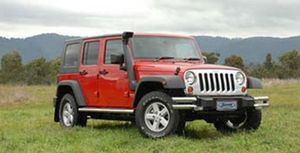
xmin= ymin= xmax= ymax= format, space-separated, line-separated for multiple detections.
xmin=154 ymin=56 xmax=175 ymax=62
xmin=183 ymin=57 xmax=201 ymax=62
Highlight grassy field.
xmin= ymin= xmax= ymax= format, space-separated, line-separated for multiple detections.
xmin=0 ymin=80 xmax=300 ymax=153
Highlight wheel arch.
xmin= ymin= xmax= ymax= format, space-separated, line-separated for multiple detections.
xmin=54 ymin=80 xmax=86 ymax=122
xmin=247 ymin=76 xmax=263 ymax=89
xmin=132 ymin=75 xmax=185 ymax=107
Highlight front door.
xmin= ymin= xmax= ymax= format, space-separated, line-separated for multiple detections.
xmin=99 ymin=37 xmax=130 ymax=108
xmin=78 ymin=39 xmax=101 ymax=107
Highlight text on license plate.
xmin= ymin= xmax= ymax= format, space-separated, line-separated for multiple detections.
xmin=216 ymin=100 xmax=237 ymax=111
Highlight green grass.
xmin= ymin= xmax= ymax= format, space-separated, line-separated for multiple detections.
xmin=0 ymin=83 xmax=300 ymax=153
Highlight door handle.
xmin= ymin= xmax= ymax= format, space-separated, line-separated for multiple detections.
xmin=79 ymin=70 xmax=88 ymax=75
xmin=99 ymin=70 xmax=108 ymax=75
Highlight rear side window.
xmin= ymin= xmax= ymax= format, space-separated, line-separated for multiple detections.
xmin=64 ymin=43 xmax=81 ymax=67
xmin=104 ymin=39 xmax=123 ymax=64
xmin=82 ymin=41 xmax=100 ymax=65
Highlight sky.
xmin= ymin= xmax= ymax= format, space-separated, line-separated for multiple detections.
xmin=0 ymin=0 xmax=299 ymax=38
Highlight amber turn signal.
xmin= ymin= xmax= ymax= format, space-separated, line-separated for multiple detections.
xmin=188 ymin=86 xmax=194 ymax=94
xmin=241 ymin=86 xmax=246 ymax=93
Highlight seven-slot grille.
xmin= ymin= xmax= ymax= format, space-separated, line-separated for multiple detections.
xmin=198 ymin=72 xmax=235 ymax=92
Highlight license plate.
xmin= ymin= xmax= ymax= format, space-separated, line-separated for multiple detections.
xmin=216 ymin=100 xmax=237 ymax=111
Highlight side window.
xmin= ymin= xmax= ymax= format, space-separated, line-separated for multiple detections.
xmin=64 ymin=43 xmax=81 ymax=67
xmin=82 ymin=41 xmax=100 ymax=65
xmin=104 ymin=39 xmax=123 ymax=64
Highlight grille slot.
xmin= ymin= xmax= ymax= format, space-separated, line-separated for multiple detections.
xmin=198 ymin=72 xmax=235 ymax=93
xmin=204 ymin=73 xmax=209 ymax=91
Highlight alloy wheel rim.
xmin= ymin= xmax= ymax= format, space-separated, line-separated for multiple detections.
xmin=62 ymin=102 xmax=74 ymax=127
xmin=225 ymin=113 xmax=248 ymax=129
xmin=144 ymin=102 xmax=170 ymax=132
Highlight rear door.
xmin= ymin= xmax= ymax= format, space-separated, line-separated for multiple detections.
xmin=98 ymin=37 xmax=131 ymax=108
xmin=78 ymin=39 xmax=101 ymax=107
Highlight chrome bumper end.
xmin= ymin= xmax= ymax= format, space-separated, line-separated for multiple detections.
xmin=253 ymin=96 xmax=269 ymax=110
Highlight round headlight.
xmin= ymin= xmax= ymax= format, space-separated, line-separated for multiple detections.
xmin=236 ymin=72 xmax=245 ymax=85
xmin=185 ymin=71 xmax=196 ymax=85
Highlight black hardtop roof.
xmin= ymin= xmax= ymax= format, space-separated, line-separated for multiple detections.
xmin=65 ymin=33 xmax=123 ymax=43
xmin=64 ymin=32 xmax=193 ymax=44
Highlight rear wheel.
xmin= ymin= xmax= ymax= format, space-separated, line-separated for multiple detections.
xmin=214 ymin=109 xmax=262 ymax=133
xmin=59 ymin=94 xmax=87 ymax=128
xmin=135 ymin=91 xmax=179 ymax=138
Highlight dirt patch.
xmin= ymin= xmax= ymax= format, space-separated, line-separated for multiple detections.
xmin=0 ymin=86 xmax=34 ymax=105
xmin=262 ymin=78 xmax=300 ymax=86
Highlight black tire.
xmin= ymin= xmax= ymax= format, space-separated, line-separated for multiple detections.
xmin=244 ymin=109 xmax=262 ymax=130
xmin=77 ymin=112 xmax=87 ymax=127
xmin=214 ymin=109 xmax=262 ymax=133
xmin=176 ymin=113 xmax=186 ymax=135
xmin=135 ymin=91 xmax=179 ymax=138
xmin=129 ymin=119 xmax=136 ymax=126
xmin=59 ymin=94 xmax=87 ymax=128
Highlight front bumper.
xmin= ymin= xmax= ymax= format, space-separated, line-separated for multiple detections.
xmin=172 ymin=96 xmax=269 ymax=111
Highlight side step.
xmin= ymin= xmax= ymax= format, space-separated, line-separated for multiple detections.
xmin=78 ymin=108 xmax=134 ymax=114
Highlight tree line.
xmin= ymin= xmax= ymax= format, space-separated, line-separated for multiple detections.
xmin=202 ymin=49 xmax=300 ymax=79
xmin=0 ymin=51 xmax=60 ymax=85
xmin=0 ymin=49 xmax=299 ymax=85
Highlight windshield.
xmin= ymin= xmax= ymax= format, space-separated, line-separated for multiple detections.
xmin=131 ymin=36 xmax=201 ymax=59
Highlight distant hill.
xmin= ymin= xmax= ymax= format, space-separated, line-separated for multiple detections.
xmin=0 ymin=33 xmax=300 ymax=65
xmin=195 ymin=36 xmax=300 ymax=64
xmin=0 ymin=33 xmax=76 ymax=64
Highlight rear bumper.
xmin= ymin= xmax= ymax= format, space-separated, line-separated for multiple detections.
xmin=172 ymin=96 xmax=269 ymax=111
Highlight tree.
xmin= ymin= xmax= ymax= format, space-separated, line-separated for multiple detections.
xmin=278 ymin=49 xmax=300 ymax=70
xmin=263 ymin=53 xmax=273 ymax=70
xmin=49 ymin=57 xmax=61 ymax=83
xmin=224 ymin=55 xmax=244 ymax=70
xmin=278 ymin=49 xmax=300 ymax=78
xmin=202 ymin=51 xmax=220 ymax=64
xmin=0 ymin=51 xmax=23 ymax=84
xmin=24 ymin=57 xmax=51 ymax=85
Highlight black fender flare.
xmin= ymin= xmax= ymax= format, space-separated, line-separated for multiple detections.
xmin=55 ymin=80 xmax=87 ymax=106
xmin=247 ymin=76 xmax=263 ymax=89
xmin=132 ymin=75 xmax=185 ymax=107
xmin=137 ymin=75 xmax=185 ymax=89
xmin=54 ymin=80 xmax=86 ymax=122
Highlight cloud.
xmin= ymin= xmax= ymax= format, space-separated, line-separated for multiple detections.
xmin=0 ymin=0 xmax=299 ymax=38
xmin=0 ymin=1 xmax=135 ymax=28
xmin=149 ymin=0 xmax=300 ymax=36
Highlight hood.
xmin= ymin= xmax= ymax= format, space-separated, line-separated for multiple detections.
xmin=134 ymin=60 xmax=240 ymax=73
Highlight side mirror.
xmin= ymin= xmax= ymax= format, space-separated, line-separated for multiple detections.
xmin=111 ymin=53 xmax=127 ymax=71
xmin=111 ymin=53 xmax=124 ymax=64
xmin=203 ymin=56 xmax=207 ymax=64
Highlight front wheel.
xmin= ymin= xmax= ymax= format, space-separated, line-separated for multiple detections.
xmin=135 ymin=91 xmax=179 ymax=138
xmin=59 ymin=94 xmax=87 ymax=128
xmin=214 ymin=109 xmax=262 ymax=133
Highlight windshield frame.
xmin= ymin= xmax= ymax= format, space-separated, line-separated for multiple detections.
xmin=130 ymin=35 xmax=202 ymax=60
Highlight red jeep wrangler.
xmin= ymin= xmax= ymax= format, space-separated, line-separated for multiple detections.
xmin=53 ymin=32 xmax=269 ymax=138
